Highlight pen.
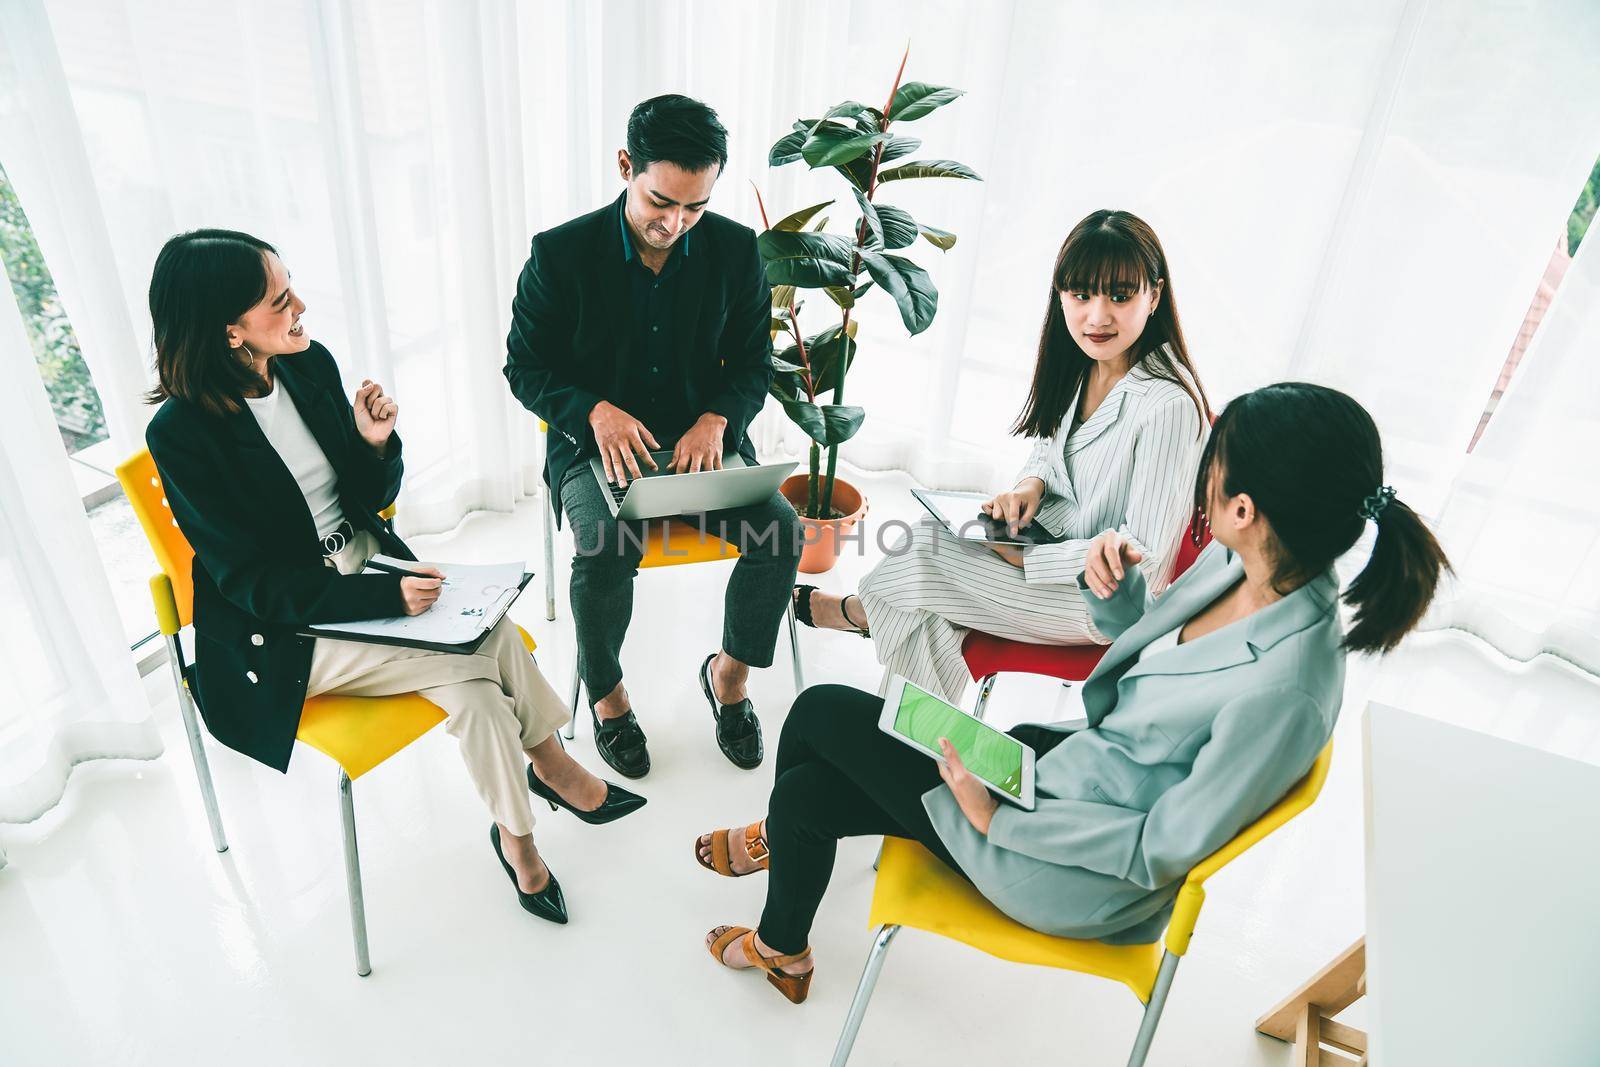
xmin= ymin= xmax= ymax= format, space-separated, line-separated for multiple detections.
xmin=366 ymin=559 xmax=450 ymax=584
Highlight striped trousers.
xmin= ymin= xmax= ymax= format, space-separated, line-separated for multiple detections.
xmin=857 ymin=519 xmax=1106 ymax=703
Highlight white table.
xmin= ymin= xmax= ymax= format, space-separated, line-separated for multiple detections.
xmin=1364 ymin=635 xmax=1600 ymax=1066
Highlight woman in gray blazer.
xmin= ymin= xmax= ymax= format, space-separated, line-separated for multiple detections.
xmin=793 ymin=210 xmax=1212 ymax=703
xmin=696 ymin=382 xmax=1450 ymax=1003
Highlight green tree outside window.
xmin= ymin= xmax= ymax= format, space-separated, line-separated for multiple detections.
xmin=0 ymin=161 xmax=106 ymax=453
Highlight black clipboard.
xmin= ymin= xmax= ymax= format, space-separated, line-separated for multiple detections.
xmin=299 ymin=571 xmax=535 ymax=655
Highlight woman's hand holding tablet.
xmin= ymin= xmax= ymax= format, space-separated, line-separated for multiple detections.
xmin=878 ymin=676 xmax=1037 ymax=813
xmin=935 ymin=738 xmax=1001 ymax=834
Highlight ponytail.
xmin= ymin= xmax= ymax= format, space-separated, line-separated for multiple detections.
xmin=1341 ymin=497 xmax=1452 ymax=654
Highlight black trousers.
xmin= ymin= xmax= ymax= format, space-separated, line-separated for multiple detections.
xmin=559 ymin=465 xmax=802 ymax=701
xmin=756 ymin=684 xmax=961 ymax=954
xmin=757 ymin=685 xmax=1076 ymax=954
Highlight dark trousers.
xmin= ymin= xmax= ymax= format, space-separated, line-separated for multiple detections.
xmin=757 ymin=684 xmax=963 ymax=954
xmin=558 ymin=464 xmax=802 ymax=702
xmin=757 ymin=686 xmax=1077 ymax=955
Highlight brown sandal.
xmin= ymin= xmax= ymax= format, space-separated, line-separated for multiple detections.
xmin=695 ymin=819 xmax=769 ymax=877
xmin=706 ymin=925 xmax=813 ymax=1005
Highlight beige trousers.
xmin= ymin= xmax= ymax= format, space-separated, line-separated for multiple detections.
xmin=307 ymin=531 xmax=570 ymax=836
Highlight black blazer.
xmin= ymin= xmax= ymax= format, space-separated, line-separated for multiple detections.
xmin=145 ymin=341 xmax=415 ymax=772
xmin=502 ymin=193 xmax=773 ymax=521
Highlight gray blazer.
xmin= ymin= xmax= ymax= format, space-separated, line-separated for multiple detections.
xmin=922 ymin=541 xmax=1342 ymax=943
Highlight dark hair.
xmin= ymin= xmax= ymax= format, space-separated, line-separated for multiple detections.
xmin=145 ymin=229 xmax=277 ymax=417
xmin=626 ymin=94 xmax=728 ymax=175
xmin=1195 ymin=382 xmax=1451 ymax=654
xmin=1013 ymin=210 xmax=1210 ymax=438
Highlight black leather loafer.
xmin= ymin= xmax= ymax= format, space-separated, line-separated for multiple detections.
xmin=699 ymin=653 xmax=763 ymax=770
xmin=591 ymin=706 xmax=651 ymax=779
xmin=526 ymin=764 xmax=647 ymax=825
xmin=489 ymin=824 xmax=568 ymax=925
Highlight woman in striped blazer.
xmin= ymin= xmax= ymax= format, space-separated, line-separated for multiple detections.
xmin=794 ymin=210 xmax=1212 ymax=702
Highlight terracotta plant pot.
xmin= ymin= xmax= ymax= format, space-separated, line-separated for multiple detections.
xmin=782 ymin=473 xmax=869 ymax=575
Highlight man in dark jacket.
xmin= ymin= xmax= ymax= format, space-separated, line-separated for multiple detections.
xmin=504 ymin=94 xmax=800 ymax=780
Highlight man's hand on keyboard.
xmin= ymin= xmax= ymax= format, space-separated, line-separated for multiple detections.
xmin=670 ymin=412 xmax=728 ymax=474
xmin=589 ymin=401 xmax=660 ymax=487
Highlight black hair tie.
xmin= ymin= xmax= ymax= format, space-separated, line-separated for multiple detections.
xmin=1359 ymin=485 xmax=1397 ymax=522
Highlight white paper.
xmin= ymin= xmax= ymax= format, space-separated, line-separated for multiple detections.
xmin=313 ymin=555 xmax=528 ymax=646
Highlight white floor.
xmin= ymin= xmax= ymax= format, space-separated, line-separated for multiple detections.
xmin=2 ymin=466 xmax=1374 ymax=1066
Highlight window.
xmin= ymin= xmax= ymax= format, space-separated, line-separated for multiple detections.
xmin=1470 ymin=154 xmax=1600 ymax=451
xmin=0 ymin=161 xmax=158 ymax=652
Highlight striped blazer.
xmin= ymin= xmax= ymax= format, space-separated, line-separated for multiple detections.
xmin=1014 ymin=358 xmax=1206 ymax=596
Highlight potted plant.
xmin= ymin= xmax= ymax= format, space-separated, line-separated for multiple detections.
xmin=756 ymin=48 xmax=979 ymax=573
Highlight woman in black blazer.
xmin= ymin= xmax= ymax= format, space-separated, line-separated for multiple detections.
xmin=144 ymin=229 xmax=643 ymax=923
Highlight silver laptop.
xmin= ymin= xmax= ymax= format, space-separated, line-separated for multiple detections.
xmin=589 ymin=450 xmax=798 ymax=520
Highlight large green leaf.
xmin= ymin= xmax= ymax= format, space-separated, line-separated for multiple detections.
xmin=876 ymin=159 xmax=983 ymax=183
xmin=878 ymin=135 xmax=922 ymax=164
xmin=834 ymin=155 xmax=873 ymax=191
xmin=861 ymin=251 xmax=939 ymax=335
xmin=769 ymin=357 xmax=809 ymax=401
xmin=825 ymin=280 xmax=876 ymax=309
xmin=769 ymin=128 xmax=807 ymax=167
xmin=875 ymin=203 xmax=919 ymax=249
xmin=802 ymin=125 xmax=889 ymax=168
xmin=852 ymin=188 xmax=884 ymax=250
xmin=808 ymin=324 xmax=858 ymax=390
xmin=813 ymin=100 xmax=867 ymax=128
xmin=919 ymin=224 xmax=957 ymax=251
xmin=774 ymin=395 xmax=865 ymax=447
xmin=773 ymin=201 xmax=833 ymax=233
xmin=758 ymin=230 xmax=856 ymax=289
xmin=888 ymin=82 xmax=966 ymax=122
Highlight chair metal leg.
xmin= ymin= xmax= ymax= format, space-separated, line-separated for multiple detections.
xmin=830 ymin=924 xmax=901 ymax=1066
xmin=786 ymin=599 xmax=805 ymax=693
xmin=1126 ymin=950 xmax=1181 ymax=1067
xmin=338 ymin=770 xmax=372 ymax=977
xmin=971 ymin=673 xmax=997 ymax=721
xmin=165 ymin=635 xmax=228 ymax=853
xmin=563 ymin=646 xmax=580 ymax=740
xmin=543 ymin=491 xmax=557 ymax=621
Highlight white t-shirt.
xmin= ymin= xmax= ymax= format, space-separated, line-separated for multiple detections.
xmin=244 ymin=384 xmax=348 ymax=539
xmin=1136 ymin=624 xmax=1183 ymax=664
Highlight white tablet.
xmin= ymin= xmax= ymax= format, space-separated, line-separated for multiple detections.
xmin=878 ymin=676 xmax=1036 ymax=810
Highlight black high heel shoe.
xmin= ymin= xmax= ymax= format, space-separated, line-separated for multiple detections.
xmin=791 ymin=585 xmax=871 ymax=637
xmin=489 ymin=824 xmax=568 ymax=925
xmin=526 ymin=764 xmax=647 ymax=826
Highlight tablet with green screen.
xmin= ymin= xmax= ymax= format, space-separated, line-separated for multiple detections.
xmin=877 ymin=676 xmax=1036 ymax=809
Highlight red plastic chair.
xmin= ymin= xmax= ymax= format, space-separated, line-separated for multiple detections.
xmin=962 ymin=511 xmax=1212 ymax=719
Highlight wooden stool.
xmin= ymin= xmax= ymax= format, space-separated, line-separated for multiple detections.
xmin=1256 ymin=938 xmax=1368 ymax=1066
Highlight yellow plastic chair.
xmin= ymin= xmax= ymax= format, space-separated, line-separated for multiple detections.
xmin=541 ymin=424 xmax=805 ymax=739
xmin=830 ymin=743 xmax=1335 ymax=1066
xmin=116 ymin=449 xmax=539 ymax=977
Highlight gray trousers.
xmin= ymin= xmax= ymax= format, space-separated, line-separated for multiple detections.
xmin=559 ymin=464 xmax=802 ymax=702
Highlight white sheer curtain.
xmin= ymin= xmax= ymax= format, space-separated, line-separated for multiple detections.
xmin=18 ymin=0 xmax=1600 ymax=508
xmin=1424 ymin=229 xmax=1600 ymax=672
xmin=0 ymin=261 xmax=160 ymax=870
